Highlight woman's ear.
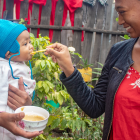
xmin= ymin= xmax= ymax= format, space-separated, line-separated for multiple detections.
xmin=5 ymin=51 xmax=12 ymax=59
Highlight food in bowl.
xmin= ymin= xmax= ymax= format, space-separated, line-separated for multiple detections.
xmin=15 ymin=106 xmax=49 ymax=132
xmin=23 ymin=113 xmax=45 ymax=121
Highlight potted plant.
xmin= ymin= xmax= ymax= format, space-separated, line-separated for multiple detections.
xmin=78 ymin=58 xmax=93 ymax=82
xmin=68 ymin=47 xmax=93 ymax=83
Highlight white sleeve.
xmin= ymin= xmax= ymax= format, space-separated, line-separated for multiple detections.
xmin=0 ymin=66 xmax=10 ymax=106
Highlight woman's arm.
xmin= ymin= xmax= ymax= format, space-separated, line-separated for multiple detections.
xmin=45 ymin=43 xmax=111 ymax=118
xmin=8 ymin=77 xmax=32 ymax=111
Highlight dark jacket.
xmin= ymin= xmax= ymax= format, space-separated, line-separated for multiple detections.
xmin=60 ymin=38 xmax=138 ymax=140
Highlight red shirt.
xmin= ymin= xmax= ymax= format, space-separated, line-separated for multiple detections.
xmin=109 ymin=67 xmax=140 ymax=140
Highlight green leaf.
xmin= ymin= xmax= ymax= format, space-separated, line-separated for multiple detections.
xmin=92 ymin=78 xmax=99 ymax=81
xmin=72 ymin=120 xmax=76 ymax=132
xmin=124 ymin=34 xmax=130 ymax=39
xmin=97 ymin=62 xmax=103 ymax=67
xmin=87 ymin=84 xmax=94 ymax=88
xmin=54 ymin=72 xmax=59 ymax=80
xmin=35 ymin=60 xmax=41 ymax=67
xmin=39 ymin=134 xmax=46 ymax=140
xmin=82 ymin=121 xmax=86 ymax=132
xmin=61 ymin=119 xmax=67 ymax=129
xmin=47 ymin=115 xmax=56 ymax=126
xmin=32 ymin=67 xmax=38 ymax=75
xmin=41 ymin=60 xmax=46 ymax=69
xmin=46 ymin=60 xmax=52 ymax=71
xmin=93 ymin=68 xmax=102 ymax=72
xmin=29 ymin=33 xmax=35 ymax=38
xmin=51 ymin=118 xmax=60 ymax=130
xmin=56 ymin=92 xmax=63 ymax=105
xmin=37 ymin=81 xmax=42 ymax=88
xmin=43 ymin=81 xmax=49 ymax=93
xmin=74 ymin=53 xmax=83 ymax=58
xmin=46 ymin=81 xmax=54 ymax=89
xmin=46 ymin=73 xmax=51 ymax=81
xmin=76 ymin=119 xmax=81 ymax=131
xmin=36 ymin=39 xmax=40 ymax=46
xmin=38 ymin=92 xmax=44 ymax=100
xmin=60 ymin=90 xmax=69 ymax=101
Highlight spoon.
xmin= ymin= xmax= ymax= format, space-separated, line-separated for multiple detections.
xmin=30 ymin=48 xmax=53 ymax=55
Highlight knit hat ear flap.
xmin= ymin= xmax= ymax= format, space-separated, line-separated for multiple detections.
xmin=9 ymin=40 xmax=20 ymax=54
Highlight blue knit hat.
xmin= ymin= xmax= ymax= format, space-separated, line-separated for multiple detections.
xmin=0 ymin=19 xmax=27 ymax=58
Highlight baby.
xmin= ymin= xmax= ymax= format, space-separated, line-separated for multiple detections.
xmin=0 ymin=19 xmax=36 ymax=140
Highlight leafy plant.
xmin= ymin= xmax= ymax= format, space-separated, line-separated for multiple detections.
xmin=79 ymin=58 xmax=94 ymax=70
xmin=92 ymin=62 xmax=103 ymax=82
xmin=120 ymin=34 xmax=130 ymax=40
xmin=29 ymin=33 xmax=69 ymax=106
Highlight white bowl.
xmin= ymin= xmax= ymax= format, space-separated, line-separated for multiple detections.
xmin=15 ymin=106 xmax=49 ymax=132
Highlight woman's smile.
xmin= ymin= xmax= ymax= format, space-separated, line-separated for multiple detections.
xmin=126 ymin=26 xmax=132 ymax=33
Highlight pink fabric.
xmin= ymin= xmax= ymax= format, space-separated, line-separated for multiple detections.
xmin=2 ymin=0 xmax=6 ymax=18
xmin=14 ymin=0 xmax=24 ymax=20
xmin=49 ymin=0 xmax=58 ymax=42
xmin=27 ymin=0 xmax=47 ymax=34
xmin=62 ymin=0 xmax=84 ymax=41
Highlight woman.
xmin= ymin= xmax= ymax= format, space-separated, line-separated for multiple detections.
xmin=46 ymin=0 xmax=140 ymax=139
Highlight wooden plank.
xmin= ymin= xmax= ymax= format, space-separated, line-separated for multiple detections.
xmin=20 ymin=0 xmax=28 ymax=23
xmin=0 ymin=0 xmax=3 ymax=19
xmin=31 ymin=3 xmax=39 ymax=37
xmin=26 ymin=24 xmax=128 ymax=34
xmin=110 ymin=6 xmax=118 ymax=48
xmin=90 ymin=2 xmax=105 ymax=85
xmin=61 ymin=12 xmax=68 ymax=46
xmin=72 ymin=6 xmax=83 ymax=65
xmin=99 ymin=0 xmax=113 ymax=65
xmin=40 ymin=0 xmax=52 ymax=37
xmin=6 ymin=0 xmax=14 ymax=19
xmin=52 ymin=0 xmax=64 ymax=43
xmin=91 ymin=2 xmax=105 ymax=66
xmin=82 ymin=3 xmax=97 ymax=63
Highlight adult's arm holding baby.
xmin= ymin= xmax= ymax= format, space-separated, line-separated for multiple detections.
xmin=8 ymin=77 xmax=32 ymax=110
xmin=0 ymin=112 xmax=43 ymax=138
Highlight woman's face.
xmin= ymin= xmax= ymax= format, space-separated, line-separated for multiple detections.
xmin=115 ymin=0 xmax=140 ymax=38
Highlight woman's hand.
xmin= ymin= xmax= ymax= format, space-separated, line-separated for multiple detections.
xmin=8 ymin=77 xmax=32 ymax=110
xmin=45 ymin=43 xmax=74 ymax=77
xmin=0 ymin=112 xmax=43 ymax=138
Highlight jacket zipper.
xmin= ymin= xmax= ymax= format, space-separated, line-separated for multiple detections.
xmin=113 ymin=67 xmax=123 ymax=73
xmin=106 ymin=63 xmax=134 ymax=140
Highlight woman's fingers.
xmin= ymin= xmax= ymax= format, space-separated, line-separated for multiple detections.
xmin=9 ymin=112 xmax=25 ymax=122
xmin=8 ymin=78 xmax=32 ymax=109
xmin=18 ymin=77 xmax=25 ymax=91
xmin=7 ymin=100 xmax=18 ymax=111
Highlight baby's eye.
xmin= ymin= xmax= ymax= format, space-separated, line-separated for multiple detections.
xmin=24 ymin=43 xmax=27 ymax=46
xmin=29 ymin=41 xmax=31 ymax=44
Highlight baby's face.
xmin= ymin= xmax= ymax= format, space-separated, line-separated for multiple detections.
xmin=11 ymin=30 xmax=34 ymax=62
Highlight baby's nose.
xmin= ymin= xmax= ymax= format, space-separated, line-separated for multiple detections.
xmin=30 ymin=44 xmax=34 ymax=50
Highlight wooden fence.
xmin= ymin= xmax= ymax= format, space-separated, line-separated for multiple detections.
xmin=0 ymin=0 xmax=127 ymax=67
